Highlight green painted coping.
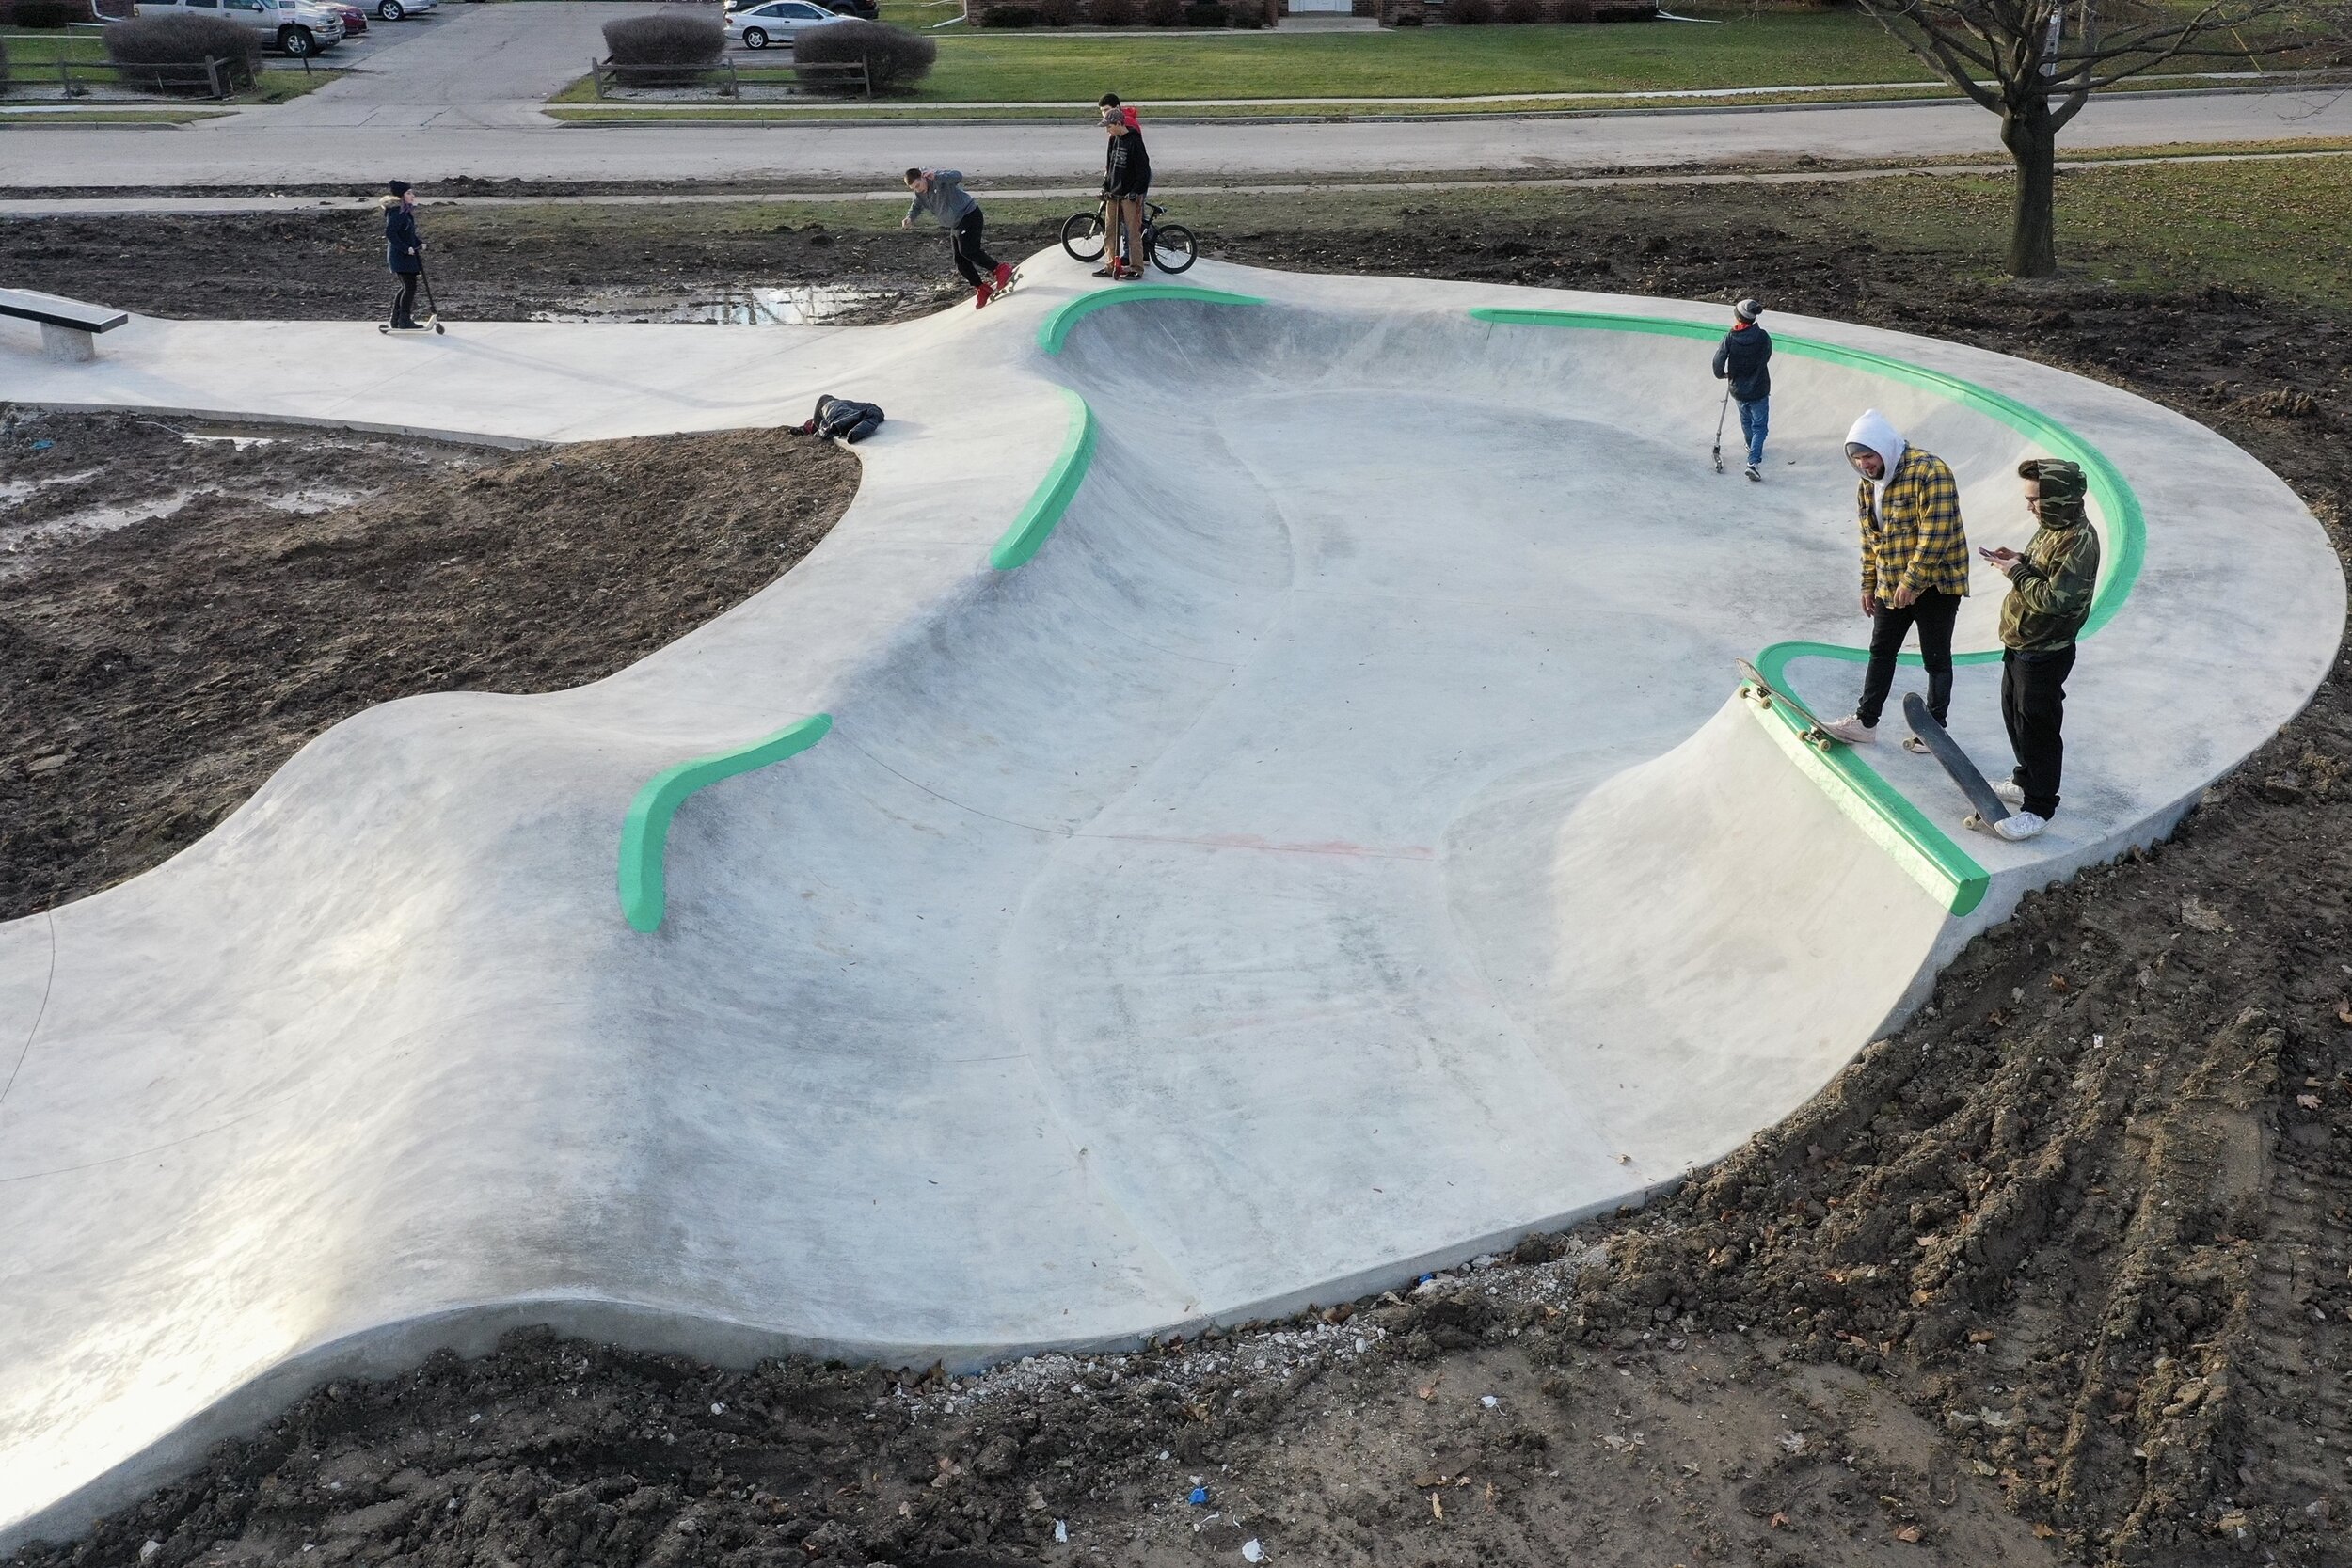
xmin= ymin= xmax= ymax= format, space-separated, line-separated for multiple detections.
xmin=1472 ymin=305 xmax=2153 ymax=916
xmin=617 ymin=713 xmax=832 ymax=933
xmin=992 ymin=388 xmax=1097 ymax=571
xmin=1036 ymin=283 xmax=1266 ymax=357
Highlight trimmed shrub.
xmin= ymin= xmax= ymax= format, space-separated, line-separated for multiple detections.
xmin=103 ymin=16 xmax=259 ymax=90
xmin=979 ymin=2 xmax=1037 ymax=22
xmin=1446 ymin=0 xmax=1492 ymax=20
xmin=1184 ymin=0 xmax=1227 ymax=21
xmin=1387 ymin=0 xmax=1424 ymax=21
xmin=793 ymin=17 xmax=935 ymax=89
xmin=1547 ymin=0 xmax=1592 ymax=17
xmin=9 ymin=0 xmax=88 ymax=28
xmin=1084 ymin=0 xmax=1136 ymax=23
xmin=1499 ymin=0 xmax=1541 ymax=20
xmin=602 ymin=12 xmax=723 ymax=87
xmin=1035 ymin=0 xmax=1078 ymax=21
xmin=1141 ymin=0 xmax=1183 ymax=22
xmin=1230 ymin=0 xmax=1266 ymax=24
xmin=1592 ymin=0 xmax=1654 ymax=17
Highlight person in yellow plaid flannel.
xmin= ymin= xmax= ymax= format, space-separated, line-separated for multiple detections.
xmin=1820 ymin=408 xmax=1971 ymax=748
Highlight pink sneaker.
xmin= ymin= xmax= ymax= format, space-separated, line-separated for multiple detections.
xmin=974 ymin=281 xmax=993 ymax=309
xmin=993 ymin=262 xmax=1014 ymax=288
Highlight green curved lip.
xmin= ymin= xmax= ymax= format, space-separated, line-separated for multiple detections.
xmin=1472 ymin=305 xmax=2150 ymax=916
xmin=991 ymin=388 xmax=1096 ymax=570
xmin=1037 ymin=282 xmax=1267 ymax=356
xmin=616 ymin=712 xmax=832 ymax=933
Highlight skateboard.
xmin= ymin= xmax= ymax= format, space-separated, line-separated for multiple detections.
xmin=1901 ymin=692 xmax=2012 ymax=830
xmin=1735 ymin=657 xmax=1840 ymax=752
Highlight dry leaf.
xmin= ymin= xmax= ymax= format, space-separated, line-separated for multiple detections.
xmin=1895 ymin=1524 xmax=1923 ymax=1543
xmin=1430 ymin=1492 xmax=1444 ymax=1521
xmin=2047 ymin=974 xmax=2070 ymax=992
xmin=2300 ymin=1094 xmax=2324 ymax=1110
xmin=2334 ymin=998 xmax=2352 ymax=1025
xmin=1769 ymin=1511 xmax=1791 ymax=1528
xmin=1416 ymin=1379 xmax=1441 ymax=1402
xmin=2034 ymin=1523 xmax=2058 ymax=1539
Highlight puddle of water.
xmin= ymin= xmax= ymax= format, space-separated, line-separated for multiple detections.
xmin=530 ymin=283 xmax=907 ymax=327
xmin=0 ymin=468 xmax=104 ymax=504
xmin=1 ymin=490 xmax=199 ymax=577
xmin=264 ymin=486 xmax=363 ymax=515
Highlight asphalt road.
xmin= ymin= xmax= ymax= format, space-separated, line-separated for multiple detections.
xmin=4 ymin=3 xmax=2348 ymax=188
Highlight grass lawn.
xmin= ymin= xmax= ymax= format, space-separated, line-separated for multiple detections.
xmin=0 ymin=27 xmax=336 ymax=101
xmin=906 ymin=13 xmax=1933 ymax=101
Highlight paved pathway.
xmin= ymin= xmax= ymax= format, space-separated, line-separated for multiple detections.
xmin=244 ymin=0 xmax=612 ymax=129
xmin=5 ymin=83 xmax=2347 ymax=188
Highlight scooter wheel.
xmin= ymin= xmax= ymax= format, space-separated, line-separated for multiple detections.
xmin=434 ymin=323 xmax=446 ymax=334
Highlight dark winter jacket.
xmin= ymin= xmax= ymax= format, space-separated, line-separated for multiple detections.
xmin=1999 ymin=461 xmax=2101 ymax=654
xmin=1104 ymin=123 xmax=1151 ymax=198
xmin=904 ymin=171 xmax=979 ymax=228
xmin=813 ymin=395 xmax=884 ymax=444
xmin=382 ymin=198 xmax=422 ymax=276
xmin=1711 ymin=321 xmax=1770 ymax=403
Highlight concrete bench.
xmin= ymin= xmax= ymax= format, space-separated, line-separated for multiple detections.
xmin=0 ymin=287 xmax=131 ymax=363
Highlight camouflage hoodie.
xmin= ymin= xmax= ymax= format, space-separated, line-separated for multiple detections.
xmin=1999 ymin=458 xmax=2102 ymax=655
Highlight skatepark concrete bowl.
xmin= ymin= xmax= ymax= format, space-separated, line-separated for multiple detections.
xmin=0 ymin=255 xmax=2340 ymax=1547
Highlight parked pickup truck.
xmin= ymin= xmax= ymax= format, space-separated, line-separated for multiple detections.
xmin=135 ymin=0 xmax=348 ymax=56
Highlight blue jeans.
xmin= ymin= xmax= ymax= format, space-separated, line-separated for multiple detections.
xmin=1737 ymin=395 xmax=1769 ymax=467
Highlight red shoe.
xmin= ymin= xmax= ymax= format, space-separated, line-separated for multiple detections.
xmin=974 ymin=281 xmax=993 ymax=309
xmin=993 ymin=261 xmax=1014 ymax=288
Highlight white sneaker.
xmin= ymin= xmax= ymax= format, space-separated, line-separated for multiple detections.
xmin=1902 ymin=735 xmax=1930 ymax=754
xmin=1820 ymin=714 xmax=1878 ymax=744
xmin=1994 ymin=780 xmax=2026 ymax=807
xmin=1991 ymin=811 xmax=2047 ymax=842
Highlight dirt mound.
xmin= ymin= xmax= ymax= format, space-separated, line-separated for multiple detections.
xmin=0 ymin=412 xmax=859 ymax=921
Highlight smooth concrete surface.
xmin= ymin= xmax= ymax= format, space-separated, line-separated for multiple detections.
xmin=5 ymin=87 xmax=2349 ymax=189
xmin=0 ymin=256 xmax=2339 ymax=1549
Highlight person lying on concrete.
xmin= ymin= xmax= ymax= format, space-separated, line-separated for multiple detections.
xmin=380 ymin=180 xmax=425 ymax=331
xmin=802 ymin=393 xmax=884 ymax=445
xmin=1711 ymin=297 xmax=1772 ymax=482
xmin=901 ymin=168 xmax=1014 ymax=309
xmin=1974 ymin=457 xmax=2101 ymax=843
xmin=1097 ymin=94 xmax=1152 ymax=282
xmin=1820 ymin=409 xmax=1971 ymax=748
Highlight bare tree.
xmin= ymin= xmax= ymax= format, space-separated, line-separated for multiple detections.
xmin=1855 ymin=0 xmax=2343 ymax=277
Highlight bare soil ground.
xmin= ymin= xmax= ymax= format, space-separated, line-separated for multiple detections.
xmin=4 ymin=184 xmax=2350 ymax=1568
xmin=0 ymin=413 xmax=859 ymax=921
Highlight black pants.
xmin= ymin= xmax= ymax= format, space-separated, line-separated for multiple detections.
xmin=1856 ymin=588 xmax=1961 ymax=729
xmin=2002 ymin=645 xmax=2075 ymax=818
xmin=950 ymin=212 xmax=998 ymax=287
xmin=388 ymin=270 xmax=420 ymax=326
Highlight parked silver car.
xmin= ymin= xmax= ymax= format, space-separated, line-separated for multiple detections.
xmin=136 ymin=0 xmax=347 ymax=56
xmin=372 ymin=0 xmax=435 ymax=21
xmin=724 ymin=0 xmax=847 ymax=49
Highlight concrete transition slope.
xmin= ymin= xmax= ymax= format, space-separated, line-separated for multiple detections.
xmin=0 ymin=255 xmax=2339 ymax=1547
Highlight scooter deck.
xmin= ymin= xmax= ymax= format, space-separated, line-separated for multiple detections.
xmin=1901 ymin=692 xmax=2011 ymax=827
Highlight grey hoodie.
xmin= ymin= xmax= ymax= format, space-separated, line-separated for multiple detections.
xmin=905 ymin=170 xmax=979 ymax=228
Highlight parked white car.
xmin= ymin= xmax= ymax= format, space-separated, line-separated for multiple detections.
xmin=724 ymin=0 xmax=847 ymax=49
xmin=136 ymin=0 xmax=348 ymax=56
xmin=372 ymin=0 xmax=435 ymax=21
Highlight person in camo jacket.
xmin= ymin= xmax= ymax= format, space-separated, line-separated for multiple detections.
xmin=1974 ymin=456 xmax=2102 ymax=843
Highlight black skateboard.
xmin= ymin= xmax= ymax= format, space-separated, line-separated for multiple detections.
xmin=1901 ymin=692 xmax=2012 ymax=830
xmin=1735 ymin=657 xmax=1840 ymax=752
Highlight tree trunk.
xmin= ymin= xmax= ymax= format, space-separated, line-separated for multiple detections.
xmin=2000 ymin=100 xmax=2059 ymax=278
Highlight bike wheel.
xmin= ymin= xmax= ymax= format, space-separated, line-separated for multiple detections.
xmin=1060 ymin=211 xmax=1105 ymax=263
xmin=1149 ymin=222 xmax=1198 ymax=275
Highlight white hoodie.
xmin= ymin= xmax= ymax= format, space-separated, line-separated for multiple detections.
xmin=1845 ymin=408 xmax=1907 ymax=521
